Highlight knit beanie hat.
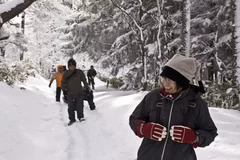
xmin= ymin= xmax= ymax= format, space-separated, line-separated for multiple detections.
xmin=160 ymin=54 xmax=205 ymax=93
xmin=68 ymin=58 xmax=76 ymax=68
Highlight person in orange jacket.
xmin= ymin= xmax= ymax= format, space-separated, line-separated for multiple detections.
xmin=49 ymin=65 xmax=64 ymax=102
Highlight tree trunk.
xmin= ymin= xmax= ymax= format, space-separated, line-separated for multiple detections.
xmin=156 ymin=0 xmax=163 ymax=62
xmin=230 ymin=0 xmax=237 ymax=87
xmin=186 ymin=0 xmax=191 ymax=57
xmin=20 ymin=51 xmax=24 ymax=61
xmin=207 ymin=58 xmax=214 ymax=81
xmin=139 ymin=6 xmax=147 ymax=91
xmin=21 ymin=12 xmax=25 ymax=34
xmin=156 ymin=0 xmax=165 ymax=89
xmin=0 ymin=47 xmax=5 ymax=58
xmin=181 ymin=0 xmax=187 ymax=54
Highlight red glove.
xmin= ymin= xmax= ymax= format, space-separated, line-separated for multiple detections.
xmin=170 ymin=125 xmax=198 ymax=145
xmin=136 ymin=121 xmax=167 ymax=141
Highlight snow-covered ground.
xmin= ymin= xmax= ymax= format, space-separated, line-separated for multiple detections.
xmin=0 ymin=76 xmax=240 ymax=160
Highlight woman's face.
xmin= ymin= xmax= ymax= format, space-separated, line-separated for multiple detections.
xmin=161 ymin=77 xmax=179 ymax=94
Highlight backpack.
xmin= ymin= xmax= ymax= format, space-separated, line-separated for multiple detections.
xmin=62 ymin=69 xmax=77 ymax=92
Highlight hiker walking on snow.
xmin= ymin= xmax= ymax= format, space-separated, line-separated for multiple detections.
xmin=129 ymin=54 xmax=218 ymax=160
xmin=83 ymin=87 xmax=96 ymax=110
xmin=61 ymin=65 xmax=68 ymax=103
xmin=63 ymin=87 xmax=96 ymax=111
xmin=87 ymin=65 xmax=97 ymax=90
xmin=62 ymin=58 xmax=89 ymax=126
xmin=49 ymin=65 xmax=64 ymax=102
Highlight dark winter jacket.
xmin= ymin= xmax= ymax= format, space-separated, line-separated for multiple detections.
xmin=62 ymin=69 xmax=88 ymax=96
xmin=129 ymin=87 xmax=218 ymax=160
xmin=87 ymin=68 xmax=97 ymax=78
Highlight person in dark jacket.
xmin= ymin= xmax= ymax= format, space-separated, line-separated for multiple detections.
xmin=83 ymin=88 xmax=96 ymax=110
xmin=63 ymin=87 xmax=96 ymax=111
xmin=129 ymin=54 xmax=218 ymax=160
xmin=87 ymin=65 xmax=97 ymax=90
xmin=62 ymin=58 xmax=89 ymax=126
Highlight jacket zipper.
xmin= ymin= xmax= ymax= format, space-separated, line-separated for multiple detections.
xmin=160 ymin=93 xmax=182 ymax=160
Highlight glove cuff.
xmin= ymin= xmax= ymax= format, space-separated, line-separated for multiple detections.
xmin=192 ymin=134 xmax=200 ymax=148
xmin=136 ymin=120 xmax=145 ymax=138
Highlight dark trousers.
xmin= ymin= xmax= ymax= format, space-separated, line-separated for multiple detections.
xmin=87 ymin=94 xmax=96 ymax=110
xmin=106 ymin=80 xmax=109 ymax=89
xmin=63 ymin=91 xmax=68 ymax=103
xmin=67 ymin=95 xmax=84 ymax=121
xmin=88 ymin=77 xmax=95 ymax=90
xmin=56 ymin=87 xmax=61 ymax=102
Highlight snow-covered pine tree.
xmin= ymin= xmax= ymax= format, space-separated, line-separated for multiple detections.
xmin=191 ymin=0 xmax=239 ymax=109
xmin=228 ymin=0 xmax=239 ymax=109
xmin=58 ymin=0 xmax=240 ymax=109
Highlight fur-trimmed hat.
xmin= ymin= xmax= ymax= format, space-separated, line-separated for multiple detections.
xmin=160 ymin=54 xmax=205 ymax=93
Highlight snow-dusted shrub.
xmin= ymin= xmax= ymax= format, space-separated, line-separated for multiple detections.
xmin=0 ymin=57 xmax=37 ymax=85
xmin=97 ymin=74 xmax=124 ymax=89
xmin=10 ymin=63 xmax=28 ymax=83
xmin=204 ymin=83 xmax=239 ymax=110
xmin=109 ymin=77 xmax=124 ymax=89
xmin=0 ymin=57 xmax=15 ymax=85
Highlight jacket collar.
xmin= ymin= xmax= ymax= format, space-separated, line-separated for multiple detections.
xmin=160 ymin=86 xmax=199 ymax=101
xmin=160 ymin=88 xmax=187 ymax=99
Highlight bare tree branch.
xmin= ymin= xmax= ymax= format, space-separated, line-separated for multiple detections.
xmin=110 ymin=0 xmax=142 ymax=33
xmin=0 ymin=35 xmax=9 ymax=41
xmin=156 ymin=0 xmax=164 ymax=61
xmin=138 ymin=0 xmax=158 ymax=24
xmin=0 ymin=0 xmax=37 ymax=28
xmin=110 ymin=0 xmax=140 ymax=41
xmin=8 ymin=21 xmax=20 ymax=28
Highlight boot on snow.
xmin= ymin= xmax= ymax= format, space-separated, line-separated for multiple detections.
xmin=68 ymin=120 xmax=76 ymax=126
xmin=78 ymin=118 xmax=85 ymax=122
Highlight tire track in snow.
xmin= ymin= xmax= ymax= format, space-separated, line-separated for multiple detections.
xmin=69 ymin=123 xmax=89 ymax=160
xmin=74 ymin=112 xmax=117 ymax=160
xmin=59 ymin=103 xmax=89 ymax=160
xmin=59 ymin=104 xmax=74 ymax=160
